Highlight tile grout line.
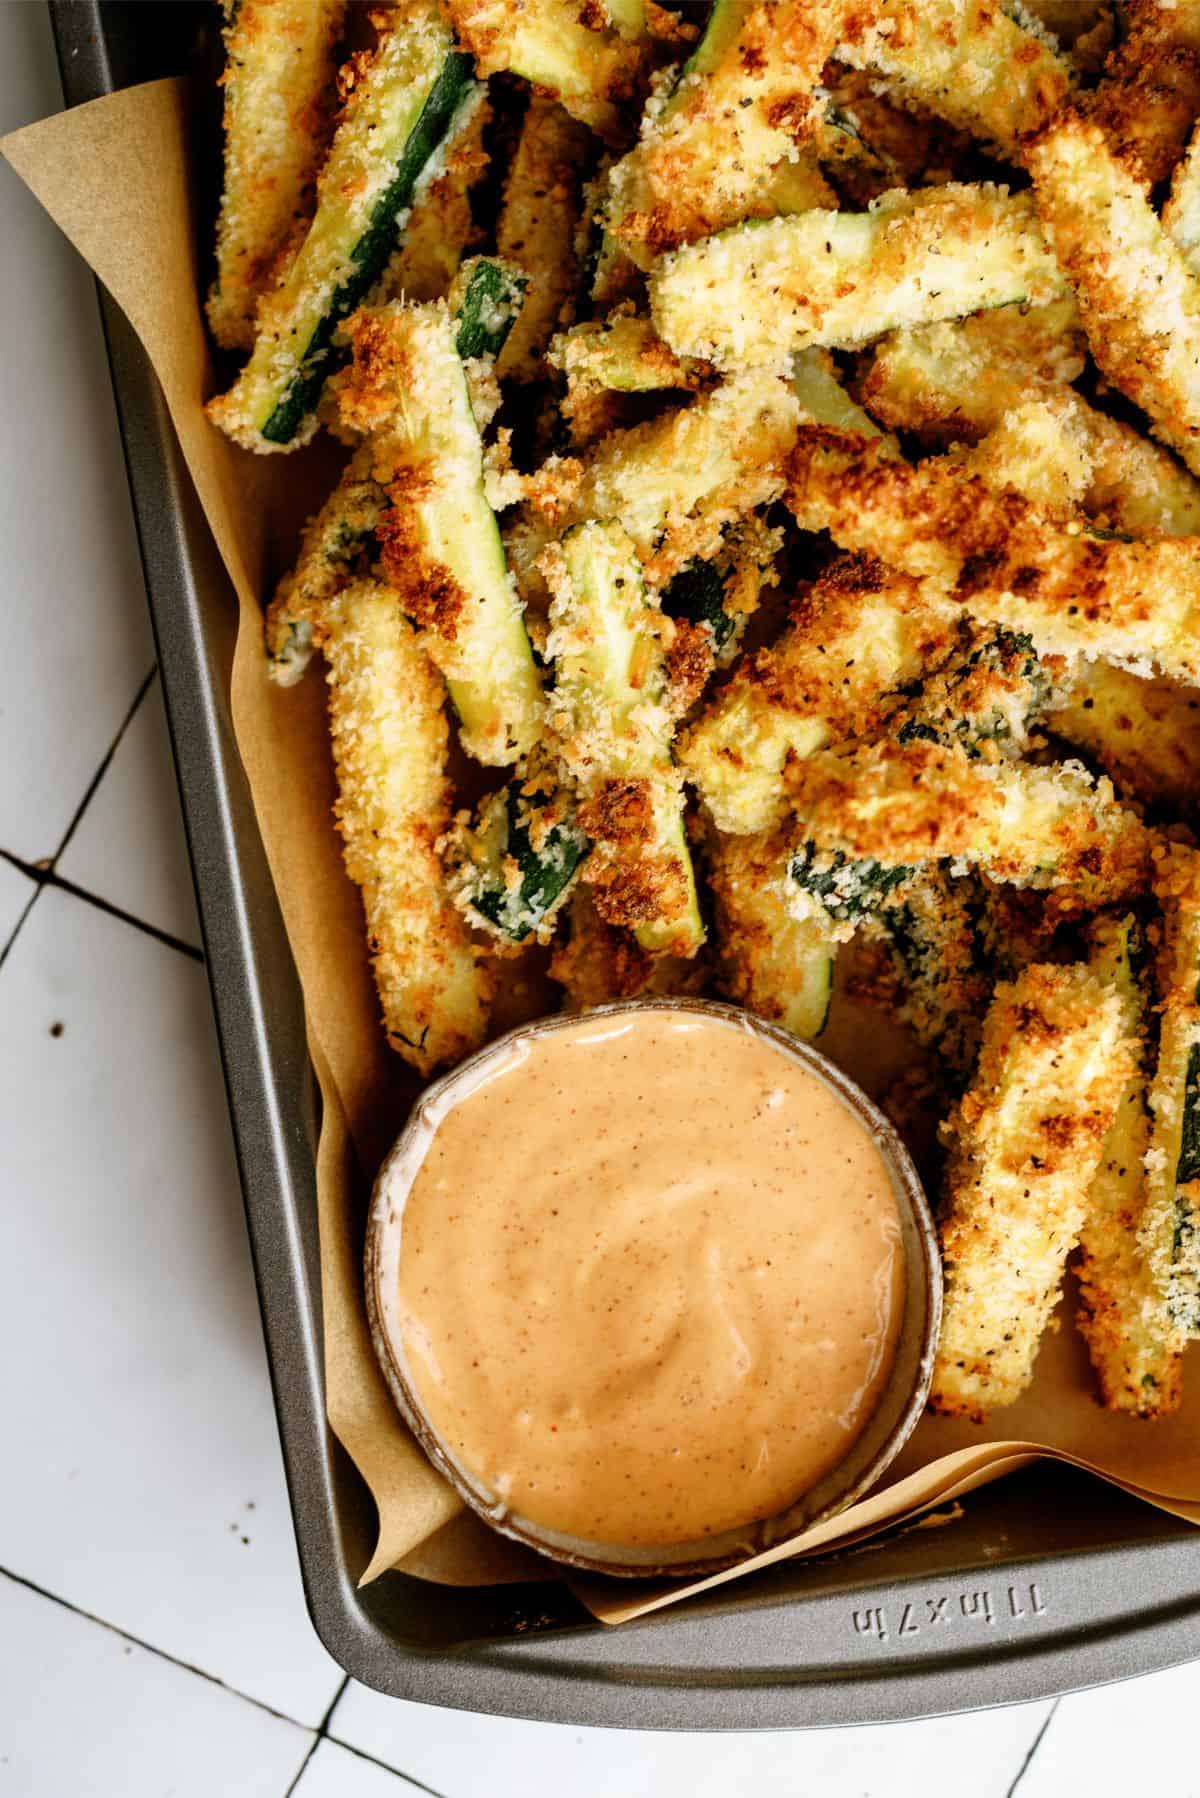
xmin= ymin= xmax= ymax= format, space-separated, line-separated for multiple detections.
xmin=0 ymin=848 xmax=203 ymax=962
xmin=0 ymin=877 xmax=43 ymax=972
xmin=282 ymin=1675 xmax=350 ymax=1797
xmin=1004 ymin=1698 xmax=1060 ymax=1798
xmin=50 ymin=661 xmax=157 ymax=870
xmin=322 ymin=1730 xmax=451 ymax=1798
xmin=0 ymin=1563 xmax=328 ymax=1739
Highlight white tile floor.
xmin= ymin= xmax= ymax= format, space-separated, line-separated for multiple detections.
xmin=3 ymin=5 xmax=1200 ymax=1795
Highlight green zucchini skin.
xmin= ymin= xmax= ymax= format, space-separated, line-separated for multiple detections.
xmin=896 ymin=625 xmax=1052 ymax=757
xmin=454 ymin=783 xmax=589 ymax=942
xmin=261 ymin=52 xmax=475 ymax=445
xmin=788 ymin=843 xmax=912 ymax=923
xmin=661 ymin=560 xmax=736 ymax=650
xmin=451 ymin=256 xmax=529 ymax=362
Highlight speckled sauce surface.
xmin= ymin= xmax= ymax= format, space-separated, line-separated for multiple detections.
xmin=394 ymin=1009 xmax=905 ymax=1549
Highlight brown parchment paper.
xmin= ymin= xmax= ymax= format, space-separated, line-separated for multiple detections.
xmin=9 ymin=76 xmax=1200 ymax=1629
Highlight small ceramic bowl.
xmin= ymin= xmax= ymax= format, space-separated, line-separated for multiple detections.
xmin=365 ymin=998 xmax=942 ymax=1579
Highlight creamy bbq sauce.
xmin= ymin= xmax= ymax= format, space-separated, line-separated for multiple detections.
xmin=390 ymin=1011 xmax=905 ymax=1550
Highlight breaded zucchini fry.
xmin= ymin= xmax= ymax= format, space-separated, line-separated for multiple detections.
xmin=208 ymin=0 xmax=345 ymax=351
xmin=896 ymin=621 xmax=1058 ymax=758
xmin=548 ymin=310 xmax=710 ymax=444
xmin=785 ymin=738 xmax=1153 ymax=913
xmin=1081 ymin=0 xmax=1200 ymax=190
xmin=1028 ymin=111 xmax=1200 ymax=478
xmin=319 ymin=578 xmax=493 ymax=1074
xmin=445 ymin=757 xmax=588 ymax=945
xmin=1048 ymin=662 xmax=1200 ymax=812
xmin=1076 ymin=914 xmax=1183 ymax=1418
xmin=931 ymin=961 xmax=1134 ymax=1418
xmin=859 ymin=311 xmax=1200 ymax=536
xmin=955 ymin=399 xmax=1093 ymax=521
xmin=342 ymin=301 xmax=541 ymax=764
xmin=649 ymin=186 xmax=1067 ymax=369
xmin=708 ymin=827 xmax=839 ymax=1039
xmin=680 ymin=555 xmax=955 ymax=836
xmin=836 ymin=0 xmax=1071 ymax=160
xmin=542 ymin=520 xmax=703 ymax=957
xmin=508 ymin=371 xmax=801 ymax=597
xmin=786 ymin=428 xmax=1200 ymax=682
xmin=1138 ymin=845 xmax=1200 ymax=1341
xmin=604 ymin=0 xmax=842 ymax=264
xmin=868 ymin=868 xmax=989 ymax=1081
xmin=208 ymin=5 xmax=478 ymax=450
xmin=446 ymin=0 xmax=645 ymax=138
xmin=495 ymin=97 xmax=593 ymax=382
xmin=857 ymin=300 xmax=1086 ymax=442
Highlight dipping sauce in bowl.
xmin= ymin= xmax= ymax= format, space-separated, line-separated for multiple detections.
xmin=366 ymin=1001 xmax=939 ymax=1576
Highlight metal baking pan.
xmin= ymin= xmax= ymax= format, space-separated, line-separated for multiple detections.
xmin=50 ymin=0 xmax=1200 ymax=1726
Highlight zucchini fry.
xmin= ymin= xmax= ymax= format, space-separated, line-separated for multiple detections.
xmin=549 ymin=312 xmax=710 ymax=444
xmin=1076 ymin=914 xmax=1183 ymax=1418
xmin=342 ymin=301 xmax=542 ymax=764
xmin=604 ymin=0 xmax=842 ymax=264
xmin=445 ymin=0 xmax=645 ymax=138
xmin=494 ymin=97 xmax=593 ymax=382
xmin=859 ymin=312 xmax=1200 ymax=537
xmin=264 ymin=258 xmax=527 ymax=681
xmin=1081 ymin=0 xmax=1200 ymax=190
xmin=445 ymin=762 xmax=588 ymax=945
xmin=785 ymin=738 xmax=1153 ymax=913
xmin=1028 ymin=110 xmax=1200 ymax=479
xmin=319 ymin=578 xmax=493 ymax=1074
xmin=1139 ymin=845 xmax=1200 ymax=1342
xmin=930 ymin=961 xmax=1134 ymax=1418
xmin=1048 ymin=662 xmax=1200 ymax=812
xmin=509 ymin=370 xmax=801 ymax=597
xmin=680 ymin=554 xmax=956 ymax=836
xmin=786 ymin=428 xmax=1200 ymax=682
xmin=542 ymin=520 xmax=704 ymax=957
xmin=708 ymin=827 xmax=838 ymax=1040
xmin=868 ymin=868 xmax=989 ymax=1081
xmin=208 ymin=5 xmax=477 ymax=450
xmin=896 ymin=621 xmax=1058 ymax=758
xmin=208 ymin=0 xmax=345 ymax=351
xmin=836 ymin=0 xmax=1072 ymax=160
xmin=649 ymin=186 xmax=1067 ymax=369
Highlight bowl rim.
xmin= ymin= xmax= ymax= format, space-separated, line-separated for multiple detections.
xmin=364 ymin=996 xmax=943 ymax=1580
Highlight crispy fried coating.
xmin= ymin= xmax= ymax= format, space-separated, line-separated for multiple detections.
xmin=508 ymin=372 xmax=801 ymax=600
xmin=836 ymin=0 xmax=1072 ymax=160
xmin=377 ymin=87 xmax=492 ymax=304
xmin=1028 ymin=111 xmax=1200 ymax=478
xmin=786 ymin=427 xmax=1200 ymax=682
xmin=681 ymin=554 xmax=956 ymax=836
xmin=319 ymin=579 xmax=493 ymax=1074
xmin=208 ymin=0 xmax=345 ymax=350
xmin=605 ymin=0 xmax=842 ymax=262
xmin=549 ymin=888 xmax=708 ymax=1011
xmin=707 ymin=827 xmax=839 ymax=1038
xmin=1076 ymin=914 xmax=1184 ymax=1418
xmin=649 ymin=185 xmax=1067 ymax=369
xmin=446 ymin=0 xmax=646 ymax=138
xmin=785 ymin=738 xmax=1153 ymax=914
xmin=495 ymin=97 xmax=592 ymax=382
xmin=931 ymin=962 xmax=1134 ymax=1418
xmin=1079 ymin=0 xmax=1200 ymax=190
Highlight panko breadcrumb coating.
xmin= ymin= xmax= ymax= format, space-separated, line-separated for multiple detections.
xmin=931 ymin=962 xmax=1134 ymax=1418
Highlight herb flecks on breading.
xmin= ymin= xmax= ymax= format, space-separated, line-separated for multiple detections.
xmin=931 ymin=962 xmax=1134 ymax=1419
